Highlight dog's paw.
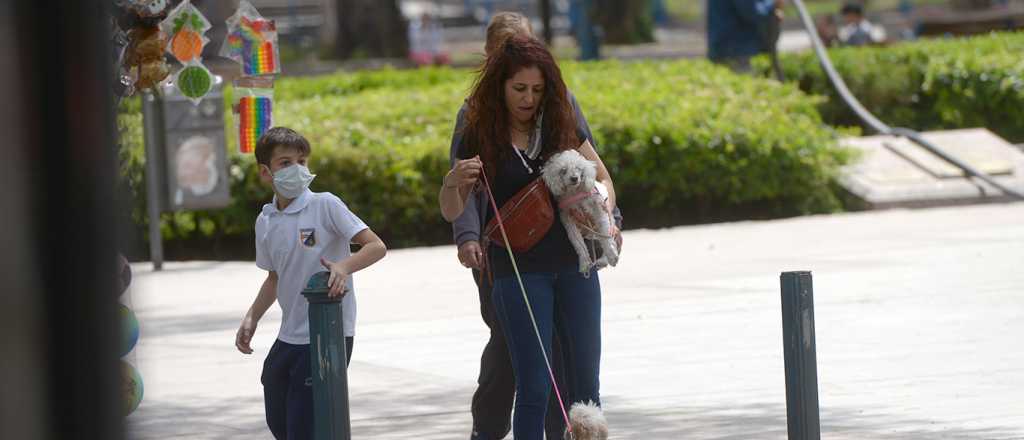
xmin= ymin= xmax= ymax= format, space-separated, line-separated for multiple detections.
xmin=565 ymin=401 xmax=608 ymax=440
xmin=600 ymin=240 xmax=619 ymax=267
xmin=578 ymin=257 xmax=593 ymax=274
xmin=606 ymin=249 xmax=619 ymax=267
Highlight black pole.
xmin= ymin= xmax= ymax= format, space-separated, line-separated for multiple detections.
xmin=539 ymin=0 xmax=554 ymax=45
xmin=142 ymin=92 xmax=166 ymax=270
xmin=303 ymin=271 xmax=352 ymax=440
xmin=4 ymin=0 xmax=125 ymax=439
xmin=780 ymin=271 xmax=821 ymax=440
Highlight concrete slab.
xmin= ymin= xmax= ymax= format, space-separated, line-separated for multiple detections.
xmin=840 ymin=128 xmax=1024 ymax=208
xmin=125 ymin=203 xmax=1024 ymax=439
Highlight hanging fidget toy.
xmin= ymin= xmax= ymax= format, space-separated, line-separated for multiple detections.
xmin=224 ymin=14 xmax=279 ymax=76
xmin=176 ymin=64 xmax=213 ymax=100
xmin=238 ymin=17 xmax=269 ymax=42
xmin=246 ymin=41 xmax=276 ymax=76
xmin=170 ymin=22 xmax=203 ymax=62
xmin=238 ymin=96 xmax=272 ymax=153
xmin=160 ymin=1 xmax=211 ymax=64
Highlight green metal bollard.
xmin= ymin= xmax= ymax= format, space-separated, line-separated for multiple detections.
xmin=780 ymin=271 xmax=821 ymax=440
xmin=303 ymin=271 xmax=351 ymax=440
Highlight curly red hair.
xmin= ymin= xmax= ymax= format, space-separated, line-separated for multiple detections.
xmin=462 ymin=35 xmax=578 ymax=178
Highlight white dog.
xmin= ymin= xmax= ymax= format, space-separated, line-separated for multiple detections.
xmin=542 ymin=149 xmax=619 ymax=274
xmin=564 ymin=401 xmax=609 ymax=440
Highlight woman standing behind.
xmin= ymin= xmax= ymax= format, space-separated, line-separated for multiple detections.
xmin=440 ymin=35 xmax=619 ymax=439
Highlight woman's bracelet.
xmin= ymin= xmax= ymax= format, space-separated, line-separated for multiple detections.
xmin=443 ymin=170 xmax=459 ymax=189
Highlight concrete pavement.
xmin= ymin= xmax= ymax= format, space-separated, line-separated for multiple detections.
xmin=126 ymin=203 xmax=1024 ymax=439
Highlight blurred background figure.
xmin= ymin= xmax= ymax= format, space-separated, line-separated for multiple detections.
xmin=816 ymin=13 xmax=840 ymax=47
xmin=409 ymin=10 xmax=451 ymax=66
xmin=838 ymin=2 xmax=887 ymax=46
xmin=706 ymin=0 xmax=784 ymax=73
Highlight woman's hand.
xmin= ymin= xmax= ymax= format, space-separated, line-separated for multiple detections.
xmin=458 ymin=240 xmax=486 ymax=269
xmin=604 ymin=201 xmax=623 ymax=251
xmin=611 ymin=224 xmax=623 ymax=252
xmin=446 ymin=156 xmax=483 ymax=189
xmin=440 ymin=156 xmax=482 ymax=222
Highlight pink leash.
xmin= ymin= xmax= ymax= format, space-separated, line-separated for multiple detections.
xmin=478 ymin=167 xmax=574 ymax=438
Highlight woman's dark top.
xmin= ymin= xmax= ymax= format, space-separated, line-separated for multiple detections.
xmin=456 ymin=138 xmax=585 ymax=278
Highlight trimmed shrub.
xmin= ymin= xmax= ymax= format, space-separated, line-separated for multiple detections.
xmin=118 ymin=59 xmax=850 ymax=259
xmin=756 ymin=31 xmax=1024 ymax=142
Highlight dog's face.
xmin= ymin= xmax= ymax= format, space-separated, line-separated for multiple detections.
xmin=542 ymin=150 xmax=597 ymax=197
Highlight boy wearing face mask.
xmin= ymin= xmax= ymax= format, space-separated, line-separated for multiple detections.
xmin=234 ymin=126 xmax=387 ymax=440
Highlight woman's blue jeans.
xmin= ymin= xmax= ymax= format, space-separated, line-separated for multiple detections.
xmin=492 ymin=269 xmax=602 ymax=440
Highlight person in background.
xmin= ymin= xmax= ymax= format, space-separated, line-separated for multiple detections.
xmin=838 ymin=2 xmax=887 ymax=46
xmin=409 ymin=11 xmax=450 ymax=66
xmin=816 ymin=13 xmax=840 ymax=47
xmin=706 ymin=0 xmax=785 ymax=73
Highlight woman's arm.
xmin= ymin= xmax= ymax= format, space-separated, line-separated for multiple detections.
xmin=439 ymin=157 xmax=482 ymax=222
xmin=577 ymin=139 xmax=616 ymax=212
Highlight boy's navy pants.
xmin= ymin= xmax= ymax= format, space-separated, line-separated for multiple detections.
xmin=262 ymin=337 xmax=354 ymax=440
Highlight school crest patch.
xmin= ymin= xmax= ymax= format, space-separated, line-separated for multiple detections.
xmin=299 ymin=228 xmax=316 ymax=247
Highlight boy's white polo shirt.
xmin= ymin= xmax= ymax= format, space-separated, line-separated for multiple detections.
xmin=255 ymin=188 xmax=368 ymax=344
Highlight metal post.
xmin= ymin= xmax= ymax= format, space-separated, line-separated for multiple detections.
xmin=780 ymin=271 xmax=821 ymax=440
xmin=303 ymin=271 xmax=351 ymax=440
xmin=141 ymin=92 xmax=164 ymax=271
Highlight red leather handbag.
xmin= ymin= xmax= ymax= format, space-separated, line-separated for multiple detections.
xmin=483 ymin=178 xmax=554 ymax=253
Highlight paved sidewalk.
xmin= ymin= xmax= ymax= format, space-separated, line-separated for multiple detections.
xmin=126 ymin=203 xmax=1024 ymax=439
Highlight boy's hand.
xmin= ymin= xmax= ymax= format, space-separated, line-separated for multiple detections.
xmin=320 ymin=257 xmax=351 ymax=298
xmin=236 ymin=317 xmax=257 ymax=354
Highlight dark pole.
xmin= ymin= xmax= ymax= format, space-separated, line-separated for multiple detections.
xmin=303 ymin=271 xmax=352 ymax=440
xmin=142 ymin=92 xmax=166 ymax=270
xmin=780 ymin=271 xmax=822 ymax=440
xmin=539 ymin=0 xmax=554 ymax=45
xmin=4 ymin=0 xmax=125 ymax=438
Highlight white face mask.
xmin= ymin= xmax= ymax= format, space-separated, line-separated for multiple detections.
xmin=270 ymin=164 xmax=315 ymax=199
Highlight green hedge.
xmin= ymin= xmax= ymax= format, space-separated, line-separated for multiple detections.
xmin=118 ymin=61 xmax=850 ymax=258
xmin=756 ymin=31 xmax=1024 ymax=142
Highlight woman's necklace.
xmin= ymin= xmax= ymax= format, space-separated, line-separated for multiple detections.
xmin=509 ymin=126 xmax=534 ymax=174
xmin=510 ymin=125 xmax=530 ymax=150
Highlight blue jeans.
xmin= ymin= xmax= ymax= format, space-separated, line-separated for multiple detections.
xmin=492 ymin=269 xmax=602 ymax=440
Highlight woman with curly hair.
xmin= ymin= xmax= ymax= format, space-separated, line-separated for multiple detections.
xmin=440 ymin=35 xmax=619 ymax=439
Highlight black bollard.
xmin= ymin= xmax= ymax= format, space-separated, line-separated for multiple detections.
xmin=780 ymin=271 xmax=821 ymax=440
xmin=303 ymin=271 xmax=351 ymax=440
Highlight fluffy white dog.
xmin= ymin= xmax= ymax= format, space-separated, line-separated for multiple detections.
xmin=542 ymin=149 xmax=619 ymax=274
xmin=564 ymin=401 xmax=609 ymax=440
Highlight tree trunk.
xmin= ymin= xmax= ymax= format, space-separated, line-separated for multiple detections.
xmin=592 ymin=0 xmax=654 ymax=45
xmin=333 ymin=0 xmax=408 ymax=59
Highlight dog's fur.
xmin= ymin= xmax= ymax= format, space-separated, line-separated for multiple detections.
xmin=564 ymin=401 xmax=609 ymax=440
xmin=542 ymin=150 xmax=619 ymax=273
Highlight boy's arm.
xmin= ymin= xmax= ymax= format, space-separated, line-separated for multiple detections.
xmin=236 ymin=271 xmax=278 ymax=354
xmin=320 ymin=228 xmax=387 ymax=297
